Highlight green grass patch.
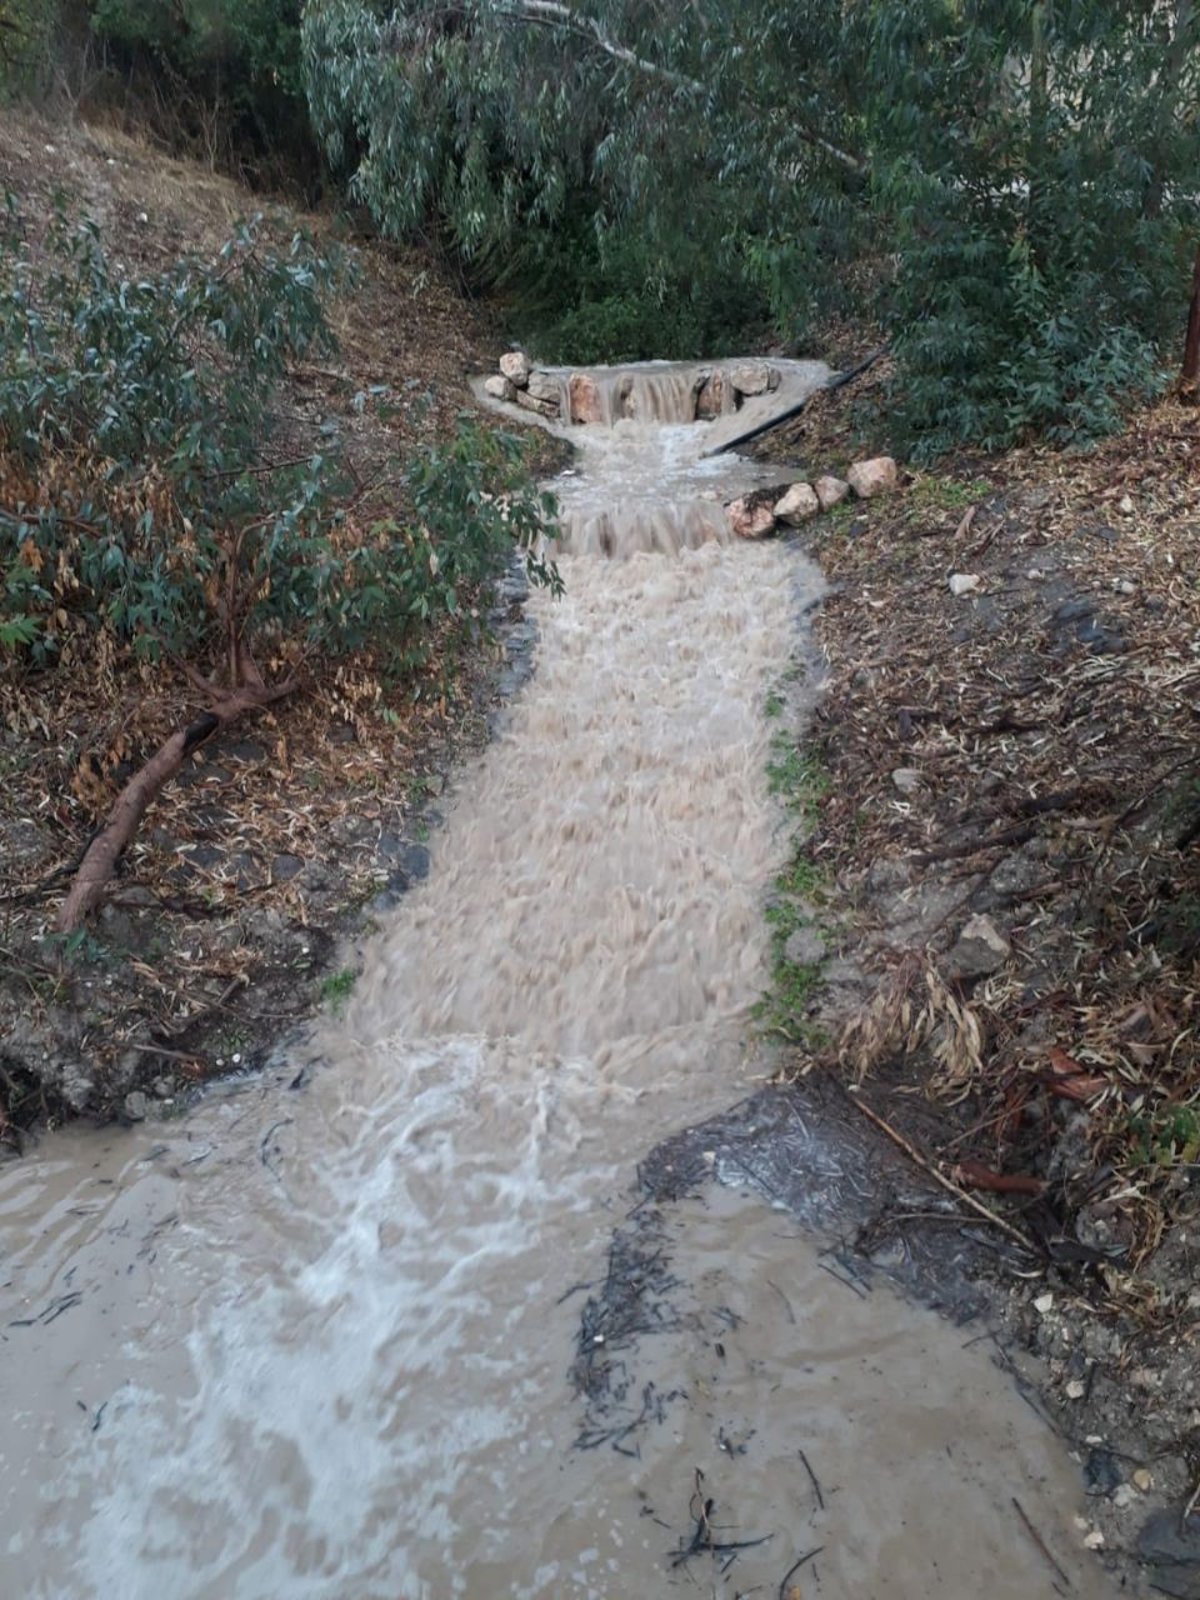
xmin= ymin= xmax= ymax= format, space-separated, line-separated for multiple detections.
xmin=757 ymin=735 xmax=836 ymax=1047
xmin=906 ymin=475 xmax=993 ymax=514
xmin=823 ymin=497 xmax=859 ymax=530
xmin=1129 ymin=1104 xmax=1200 ymax=1170
xmin=776 ymin=848 xmax=829 ymax=903
xmin=319 ymin=967 xmax=357 ymax=1014
xmin=767 ymin=735 xmax=831 ymax=825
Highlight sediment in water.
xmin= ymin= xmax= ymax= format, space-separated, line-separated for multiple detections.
xmin=0 ymin=361 xmax=1131 ymax=1599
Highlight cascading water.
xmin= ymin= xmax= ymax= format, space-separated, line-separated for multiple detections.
xmin=0 ymin=363 xmax=1128 ymax=1599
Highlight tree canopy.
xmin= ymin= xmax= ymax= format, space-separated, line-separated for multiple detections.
xmin=303 ymin=0 xmax=1200 ymax=452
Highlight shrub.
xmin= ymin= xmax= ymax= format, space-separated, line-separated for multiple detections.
xmin=516 ymin=230 xmax=770 ymax=365
xmin=0 ymin=0 xmax=61 ymax=97
xmin=305 ymin=0 xmax=1199 ymax=457
xmin=889 ymin=235 xmax=1168 ymax=459
xmin=0 ymin=202 xmax=559 ymax=687
xmin=89 ymin=0 xmax=314 ymax=186
xmin=867 ymin=2 xmax=1197 ymax=455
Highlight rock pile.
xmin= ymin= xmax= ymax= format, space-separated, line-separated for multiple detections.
xmin=484 ymin=351 xmax=782 ymax=426
xmin=725 ymin=456 xmax=898 ymax=539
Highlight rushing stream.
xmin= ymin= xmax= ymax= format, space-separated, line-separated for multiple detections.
xmin=0 ymin=363 xmax=1126 ymax=1598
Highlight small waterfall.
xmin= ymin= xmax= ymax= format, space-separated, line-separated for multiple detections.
xmin=557 ymin=500 xmax=730 ymax=558
xmin=477 ymin=356 xmax=833 ymax=559
xmin=539 ymin=362 xmax=735 ymax=427
xmin=483 ymin=357 xmax=821 ymax=440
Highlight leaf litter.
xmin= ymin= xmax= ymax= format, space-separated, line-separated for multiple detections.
xmin=0 ymin=108 xmax=560 ymax=1138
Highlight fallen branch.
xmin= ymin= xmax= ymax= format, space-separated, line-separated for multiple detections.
xmin=953 ymin=1160 xmax=1046 ymax=1197
xmin=779 ymin=1545 xmax=823 ymax=1599
xmin=1011 ymin=1496 xmax=1072 ymax=1589
xmin=56 ymin=678 xmax=299 ymax=934
xmin=913 ymin=820 xmax=1039 ymax=867
xmin=825 ymin=1071 xmax=1039 ymax=1255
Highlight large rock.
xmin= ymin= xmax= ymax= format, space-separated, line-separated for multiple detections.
xmin=946 ymin=913 xmax=1010 ymax=980
xmin=847 ymin=456 xmax=898 ymax=499
xmin=773 ymin=483 xmax=821 ymax=524
xmin=515 ymin=390 xmax=558 ymax=418
xmin=484 ymin=374 xmax=515 ymax=402
xmin=499 ymin=351 xmax=531 ymax=387
xmin=568 ymin=372 xmax=603 ymax=425
xmin=124 ymin=1090 xmax=149 ymax=1122
xmin=726 ymin=496 xmax=776 ymax=539
xmin=730 ymin=361 xmax=772 ymax=397
xmin=695 ymin=369 xmax=728 ymax=420
xmin=815 ymin=474 xmax=850 ymax=511
xmin=525 ymin=370 xmax=562 ymax=405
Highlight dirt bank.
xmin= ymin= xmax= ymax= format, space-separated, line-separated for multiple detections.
xmin=0 ymin=111 xmax=562 ymax=1142
xmin=735 ymin=364 xmax=1200 ymax=1589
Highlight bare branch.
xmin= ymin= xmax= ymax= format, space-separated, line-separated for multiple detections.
xmin=498 ymin=0 xmax=694 ymax=89
xmin=492 ymin=0 xmax=867 ymax=175
xmin=56 ymin=678 xmax=301 ymax=933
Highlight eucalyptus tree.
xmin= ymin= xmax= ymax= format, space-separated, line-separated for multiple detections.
xmin=303 ymin=0 xmax=1200 ymax=449
xmin=302 ymin=0 xmax=868 ymax=352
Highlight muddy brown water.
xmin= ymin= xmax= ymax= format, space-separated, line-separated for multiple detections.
xmin=1 ymin=367 xmax=1129 ymax=1598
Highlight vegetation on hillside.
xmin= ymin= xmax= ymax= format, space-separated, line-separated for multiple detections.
xmin=0 ymin=192 xmax=558 ymax=928
xmin=1 ymin=1 xmax=313 ymax=187
xmin=303 ymin=0 xmax=1199 ymax=453
xmin=5 ymin=2 xmax=1196 ymax=453
xmin=89 ymin=0 xmax=311 ymax=185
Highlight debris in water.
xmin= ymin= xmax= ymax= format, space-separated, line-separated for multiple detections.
xmin=1012 ymin=1495 xmax=1074 ymax=1587
xmin=668 ymin=1467 xmax=773 ymax=1572
xmin=778 ymin=1543 xmax=823 ymax=1599
xmin=798 ymin=1447 xmax=825 ymax=1512
xmin=8 ymin=1290 xmax=83 ymax=1328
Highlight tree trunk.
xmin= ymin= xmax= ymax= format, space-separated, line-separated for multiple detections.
xmin=1143 ymin=0 xmax=1196 ymax=220
xmin=56 ymin=681 xmax=297 ymax=934
xmin=1027 ymin=1 xmax=1051 ymax=267
xmin=1182 ymin=241 xmax=1200 ymax=401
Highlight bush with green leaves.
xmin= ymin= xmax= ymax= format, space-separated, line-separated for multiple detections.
xmin=0 ymin=203 xmax=558 ymax=685
xmin=866 ymin=1 xmax=1194 ymax=457
xmin=304 ymin=0 xmax=1199 ymax=455
xmin=302 ymin=0 xmax=800 ymax=360
xmin=0 ymin=0 xmax=59 ymax=96
xmin=88 ymin=0 xmax=313 ymax=184
xmin=507 ymin=223 xmax=771 ymax=365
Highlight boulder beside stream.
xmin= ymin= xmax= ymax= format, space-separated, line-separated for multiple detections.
xmin=726 ymin=496 xmax=776 ymax=539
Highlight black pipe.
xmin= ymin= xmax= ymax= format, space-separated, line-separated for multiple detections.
xmin=700 ymin=344 xmax=890 ymax=458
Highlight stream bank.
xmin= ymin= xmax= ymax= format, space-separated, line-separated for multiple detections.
xmin=0 ymin=108 xmax=569 ymax=1144
xmin=741 ymin=361 xmax=1200 ymax=1592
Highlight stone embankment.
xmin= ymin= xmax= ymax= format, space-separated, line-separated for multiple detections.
xmin=726 ymin=455 xmax=897 ymax=539
xmin=485 ymin=351 xmax=899 ymax=542
xmin=484 ymin=350 xmax=782 ymax=424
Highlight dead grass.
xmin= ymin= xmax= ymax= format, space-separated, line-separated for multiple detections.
xmin=759 ymin=373 xmax=1200 ymax=1311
